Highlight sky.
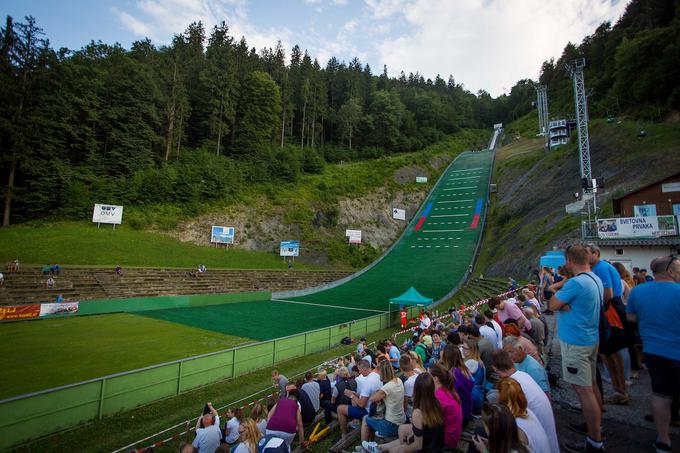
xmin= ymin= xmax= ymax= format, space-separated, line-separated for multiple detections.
xmin=2 ymin=0 xmax=629 ymax=97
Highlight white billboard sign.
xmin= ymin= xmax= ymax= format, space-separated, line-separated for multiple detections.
xmin=346 ymin=229 xmax=362 ymax=244
xmin=415 ymin=176 xmax=428 ymax=183
xmin=392 ymin=208 xmax=406 ymax=221
xmin=92 ymin=204 xmax=123 ymax=224
xmin=279 ymin=240 xmax=300 ymax=257
xmin=597 ymin=215 xmax=676 ymax=239
xmin=211 ymin=226 xmax=235 ymax=244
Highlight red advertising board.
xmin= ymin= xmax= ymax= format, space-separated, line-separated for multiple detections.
xmin=0 ymin=304 xmax=41 ymax=321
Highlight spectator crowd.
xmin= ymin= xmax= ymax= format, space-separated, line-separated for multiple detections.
xmin=165 ymin=246 xmax=679 ymax=453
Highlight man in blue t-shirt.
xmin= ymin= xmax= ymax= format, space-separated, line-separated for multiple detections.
xmin=626 ymin=255 xmax=680 ymax=453
xmin=587 ymin=243 xmax=630 ymax=405
xmin=549 ymin=244 xmax=604 ymax=453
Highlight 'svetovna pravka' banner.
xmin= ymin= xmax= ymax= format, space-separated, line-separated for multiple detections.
xmin=597 ymin=215 xmax=677 ymax=239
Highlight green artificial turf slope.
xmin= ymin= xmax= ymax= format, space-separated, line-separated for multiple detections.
xmin=139 ymin=299 xmax=379 ymax=340
xmin=0 ymin=313 xmax=250 ymax=399
xmin=292 ymin=150 xmax=494 ymax=310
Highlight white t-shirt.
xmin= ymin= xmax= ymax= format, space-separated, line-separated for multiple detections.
xmin=528 ymin=297 xmax=541 ymax=311
xmin=403 ymin=374 xmax=417 ymax=398
xmin=233 ymin=443 xmax=252 ymax=453
xmin=511 ymin=371 xmax=558 ymax=453
xmin=301 ymin=381 xmax=321 ymax=412
xmin=490 ymin=320 xmax=503 ymax=349
xmin=517 ymin=409 xmax=551 ymax=453
xmin=193 ymin=415 xmax=221 ymax=453
xmin=479 ymin=324 xmax=499 ymax=349
xmin=256 ymin=418 xmax=267 ymax=435
xmin=381 ymin=379 xmax=406 ymax=425
xmin=361 ymin=372 xmax=383 ymax=411
xmin=419 ymin=316 xmax=432 ymax=330
xmin=224 ymin=416 xmax=240 ymax=443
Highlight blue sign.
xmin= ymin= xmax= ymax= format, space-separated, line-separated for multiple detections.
xmin=211 ymin=226 xmax=235 ymax=244
xmin=280 ymin=240 xmax=300 ymax=257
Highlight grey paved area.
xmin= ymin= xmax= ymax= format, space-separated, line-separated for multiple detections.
xmin=546 ymin=314 xmax=680 ymax=452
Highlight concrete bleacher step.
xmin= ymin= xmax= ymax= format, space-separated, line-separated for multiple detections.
xmin=0 ymin=266 xmax=352 ymax=306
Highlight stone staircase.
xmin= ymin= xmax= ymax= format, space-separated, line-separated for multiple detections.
xmin=0 ymin=266 xmax=352 ymax=306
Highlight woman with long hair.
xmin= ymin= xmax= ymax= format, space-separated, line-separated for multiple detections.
xmin=232 ymin=418 xmax=263 ymax=453
xmin=612 ymin=262 xmax=634 ymax=302
xmin=224 ymin=407 xmax=244 ymax=444
xmin=249 ymin=401 xmax=268 ymax=435
xmin=612 ymin=261 xmax=642 ymax=378
xmin=361 ymin=360 xmax=406 ymax=442
xmin=539 ymin=266 xmax=554 ymax=302
xmin=498 ymin=378 xmax=550 ymax=453
xmin=364 ymin=372 xmax=445 ymax=453
xmin=428 ymin=364 xmax=463 ymax=449
xmin=464 ymin=337 xmax=487 ymax=415
xmin=471 ymin=403 xmax=531 ymax=453
xmin=439 ymin=343 xmax=474 ymax=422
xmin=408 ymin=350 xmax=425 ymax=374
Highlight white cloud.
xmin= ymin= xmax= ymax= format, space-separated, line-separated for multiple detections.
xmin=114 ymin=0 xmax=293 ymax=54
xmin=370 ymin=0 xmax=629 ymax=96
xmin=334 ymin=0 xmax=349 ymax=5
xmin=343 ymin=19 xmax=358 ymax=32
xmin=112 ymin=8 xmax=159 ymax=40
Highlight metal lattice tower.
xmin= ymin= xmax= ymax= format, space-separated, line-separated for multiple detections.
xmin=533 ymin=83 xmax=545 ymax=135
xmin=565 ymin=58 xmax=592 ymax=182
xmin=540 ymin=85 xmax=549 ymax=135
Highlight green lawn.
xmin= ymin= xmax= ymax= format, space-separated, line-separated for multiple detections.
xmin=0 ymin=221 xmax=320 ymax=270
xmin=0 ymin=313 xmax=250 ymax=399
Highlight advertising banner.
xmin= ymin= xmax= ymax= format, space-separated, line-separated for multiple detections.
xmin=0 ymin=304 xmax=41 ymax=321
xmin=280 ymin=240 xmax=300 ymax=257
xmin=392 ymin=208 xmax=406 ymax=221
xmin=211 ymin=226 xmax=235 ymax=244
xmin=92 ymin=204 xmax=124 ymax=224
xmin=346 ymin=229 xmax=362 ymax=244
xmin=597 ymin=215 xmax=677 ymax=239
xmin=415 ymin=176 xmax=428 ymax=183
xmin=39 ymin=302 xmax=79 ymax=317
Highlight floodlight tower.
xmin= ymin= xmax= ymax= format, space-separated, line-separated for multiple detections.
xmin=564 ymin=58 xmax=592 ymax=185
xmin=540 ymin=85 xmax=549 ymax=136
xmin=532 ymin=83 xmax=548 ymax=136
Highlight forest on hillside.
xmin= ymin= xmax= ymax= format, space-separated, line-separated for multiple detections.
xmin=1 ymin=0 xmax=678 ymax=226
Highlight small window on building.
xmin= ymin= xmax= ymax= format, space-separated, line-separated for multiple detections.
xmin=673 ymin=204 xmax=680 ymax=216
xmin=615 ymin=249 xmax=624 ymax=256
xmin=634 ymin=204 xmax=657 ymax=217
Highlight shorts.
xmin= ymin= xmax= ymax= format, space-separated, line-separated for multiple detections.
xmin=560 ymin=340 xmax=598 ymax=387
xmin=645 ymin=353 xmax=680 ymax=399
xmin=347 ymin=406 xmax=368 ymax=420
xmin=364 ymin=416 xmax=399 ymax=437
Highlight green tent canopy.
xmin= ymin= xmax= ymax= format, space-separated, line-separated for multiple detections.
xmin=389 ymin=286 xmax=433 ymax=307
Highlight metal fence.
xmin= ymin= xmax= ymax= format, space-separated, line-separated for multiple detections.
xmin=0 ymin=308 xmax=412 ymax=450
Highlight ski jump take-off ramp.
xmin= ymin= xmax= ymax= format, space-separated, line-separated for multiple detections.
xmin=143 ymin=136 xmax=498 ymax=340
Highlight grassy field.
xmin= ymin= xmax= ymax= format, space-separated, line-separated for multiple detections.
xmin=0 ymin=313 xmax=250 ymax=399
xmin=14 ymin=324 xmax=398 ymax=453
xmin=0 ymin=221 xmax=320 ymax=270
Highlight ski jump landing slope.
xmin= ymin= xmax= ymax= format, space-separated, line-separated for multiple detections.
xmin=274 ymin=149 xmax=495 ymax=312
